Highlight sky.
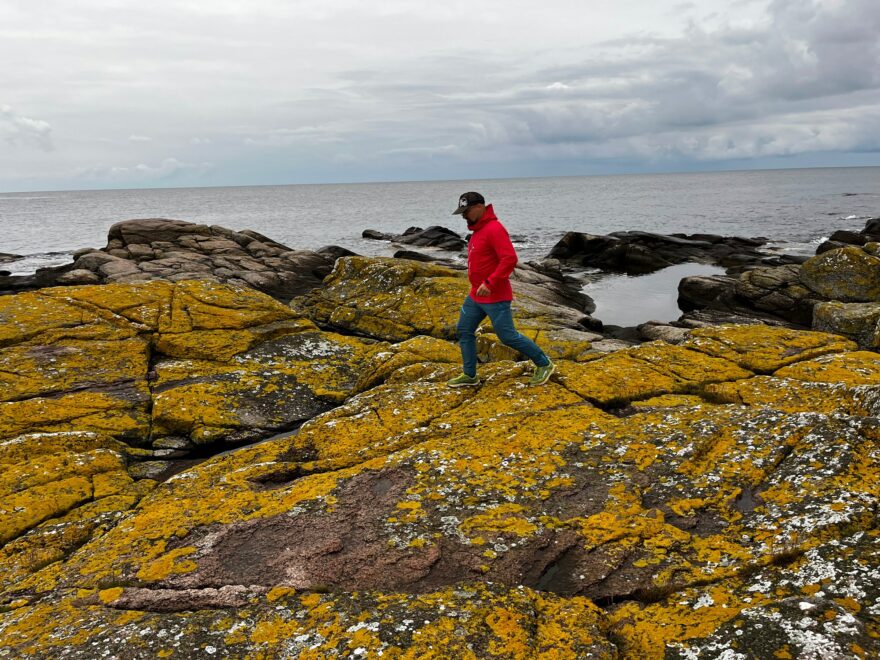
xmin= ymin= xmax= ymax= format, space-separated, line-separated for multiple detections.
xmin=1 ymin=0 xmax=879 ymax=192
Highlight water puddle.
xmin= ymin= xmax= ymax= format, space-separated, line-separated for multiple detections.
xmin=582 ymin=262 xmax=726 ymax=327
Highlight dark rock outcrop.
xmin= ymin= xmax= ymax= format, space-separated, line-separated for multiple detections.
xmin=816 ymin=216 xmax=880 ymax=253
xmin=363 ymin=225 xmax=467 ymax=251
xmin=548 ymin=230 xmax=771 ymax=275
xmin=675 ymin=221 xmax=880 ymax=346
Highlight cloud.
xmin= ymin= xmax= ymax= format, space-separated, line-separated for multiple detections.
xmin=0 ymin=0 xmax=878 ymax=190
xmin=76 ymin=157 xmax=213 ymax=182
xmin=306 ymin=0 xmax=880 ymax=167
xmin=0 ymin=105 xmax=53 ymax=151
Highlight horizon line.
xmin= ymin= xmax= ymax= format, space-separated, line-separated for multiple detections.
xmin=2 ymin=163 xmax=880 ymax=196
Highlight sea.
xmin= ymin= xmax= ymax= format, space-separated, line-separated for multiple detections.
xmin=2 ymin=166 xmax=878 ymax=326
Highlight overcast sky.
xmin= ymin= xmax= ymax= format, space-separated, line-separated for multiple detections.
xmin=1 ymin=0 xmax=878 ymax=192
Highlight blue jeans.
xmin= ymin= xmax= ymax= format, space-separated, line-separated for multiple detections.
xmin=456 ymin=296 xmax=550 ymax=377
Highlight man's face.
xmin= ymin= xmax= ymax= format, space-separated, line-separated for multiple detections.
xmin=464 ymin=204 xmax=484 ymax=224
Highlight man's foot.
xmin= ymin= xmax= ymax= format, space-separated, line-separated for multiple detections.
xmin=529 ymin=361 xmax=556 ymax=386
xmin=447 ymin=373 xmax=481 ymax=388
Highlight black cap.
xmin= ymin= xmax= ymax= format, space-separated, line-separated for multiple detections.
xmin=452 ymin=191 xmax=485 ymax=215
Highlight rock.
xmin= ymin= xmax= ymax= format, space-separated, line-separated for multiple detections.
xmin=677 ymin=263 xmax=826 ymax=328
xmin=813 ymin=301 xmax=880 ymax=348
xmin=637 ymin=321 xmax=691 ymax=344
xmin=1 ymin=219 xmax=348 ymax=302
xmin=3 ymin=324 xmax=877 ymax=656
xmin=548 ymin=230 xmax=770 ymax=274
xmin=800 ymin=246 xmax=880 ymax=302
xmin=0 ymin=279 xmax=380 ymax=451
xmin=2 ymin=258 xmax=880 ymax=658
xmin=829 ymin=228 xmax=867 ymax=245
xmin=0 ymin=254 xmax=20 ymax=264
xmin=678 ymin=274 xmax=738 ymax=311
xmin=294 ymin=256 xmax=601 ymax=359
xmin=392 ymin=249 xmax=458 ymax=265
xmin=55 ymin=269 xmax=102 ymax=285
xmin=363 ymin=225 xmax=467 ymax=251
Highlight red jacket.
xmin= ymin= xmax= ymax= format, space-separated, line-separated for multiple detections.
xmin=466 ymin=204 xmax=517 ymax=303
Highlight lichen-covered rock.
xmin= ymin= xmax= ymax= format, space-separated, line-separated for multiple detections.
xmin=0 ymin=432 xmax=156 ymax=594
xmin=0 ymin=583 xmax=616 ymax=659
xmin=800 ymin=246 xmax=880 ymax=302
xmin=0 ymin=279 xmax=385 ymax=450
xmin=682 ymin=324 xmax=856 ymax=373
xmin=151 ymin=329 xmax=380 ymax=445
xmin=2 ymin=292 xmax=879 ymax=658
xmin=813 ymin=300 xmax=880 ymax=349
xmin=294 ymin=257 xmax=599 ymax=352
xmin=611 ymin=529 xmax=880 ymax=658
xmin=557 ymin=340 xmax=752 ymax=406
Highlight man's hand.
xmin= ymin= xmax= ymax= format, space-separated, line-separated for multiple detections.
xmin=476 ymin=282 xmax=492 ymax=297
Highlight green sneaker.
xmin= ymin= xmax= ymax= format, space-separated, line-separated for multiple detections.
xmin=529 ymin=361 xmax=556 ymax=386
xmin=447 ymin=373 xmax=480 ymax=388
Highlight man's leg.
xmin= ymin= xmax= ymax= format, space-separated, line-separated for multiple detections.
xmin=455 ymin=296 xmax=487 ymax=378
xmin=484 ymin=301 xmax=550 ymax=367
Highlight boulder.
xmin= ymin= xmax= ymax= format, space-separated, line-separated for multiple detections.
xmin=800 ymin=245 xmax=880 ymax=302
xmin=813 ymin=301 xmax=880 ymax=348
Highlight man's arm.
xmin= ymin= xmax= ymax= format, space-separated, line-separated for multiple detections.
xmin=483 ymin=223 xmax=518 ymax=291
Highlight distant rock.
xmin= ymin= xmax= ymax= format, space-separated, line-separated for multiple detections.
xmin=362 ymin=225 xmax=467 ymax=251
xmin=816 ymin=216 xmax=880 ymax=253
xmin=0 ymin=219 xmax=354 ymax=302
xmin=548 ymin=230 xmax=771 ymax=275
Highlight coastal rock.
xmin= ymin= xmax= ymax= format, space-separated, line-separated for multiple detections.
xmin=799 ymin=245 xmax=880 ymax=302
xmin=294 ymin=256 xmax=601 ymax=358
xmin=0 ymin=219 xmax=349 ymax=302
xmin=2 ymin=234 xmax=880 ymax=660
xmin=678 ymin=241 xmax=880 ymax=332
xmin=2 ymin=323 xmax=877 ymax=657
xmin=548 ymin=230 xmax=770 ymax=275
xmin=0 ymin=431 xmax=157 ymax=594
xmin=362 ymin=225 xmax=467 ymax=251
xmin=813 ymin=301 xmax=880 ymax=348
xmin=815 ymin=216 xmax=880 ymax=253
xmin=0 ymin=279 xmax=382 ymax=450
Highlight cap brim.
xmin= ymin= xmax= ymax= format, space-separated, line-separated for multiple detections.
xmin=452 ymin=206 xmax=468 ymax=215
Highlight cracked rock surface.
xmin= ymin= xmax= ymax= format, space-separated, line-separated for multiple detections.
xmin=1 ymin=257 xmax=879 ymax=658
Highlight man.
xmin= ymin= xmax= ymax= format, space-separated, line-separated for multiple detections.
xmin=446 ymin=191 xmax=556 ymax=387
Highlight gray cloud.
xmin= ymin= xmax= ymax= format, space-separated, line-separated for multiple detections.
xmin=0 ymin=105 xmax=53 ymax=151
xmin=320 ymin=0 xmax=880 ymax=166
xmin=0 ymin=0 xmax=878 ymax=190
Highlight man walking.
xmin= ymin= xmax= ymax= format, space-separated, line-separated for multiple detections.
xmin=446 ymin=192 xmax=556 ymax=387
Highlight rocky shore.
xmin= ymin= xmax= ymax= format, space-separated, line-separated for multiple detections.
xmin=1 ymin=218 xmax=879 ymax=657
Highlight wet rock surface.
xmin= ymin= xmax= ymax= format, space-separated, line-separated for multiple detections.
xmin=1 ymin=235 xmax=879 ymax=657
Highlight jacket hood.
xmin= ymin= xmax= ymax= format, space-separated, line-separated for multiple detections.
xmin=466 ymin=204 xmax=497 ymax=232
